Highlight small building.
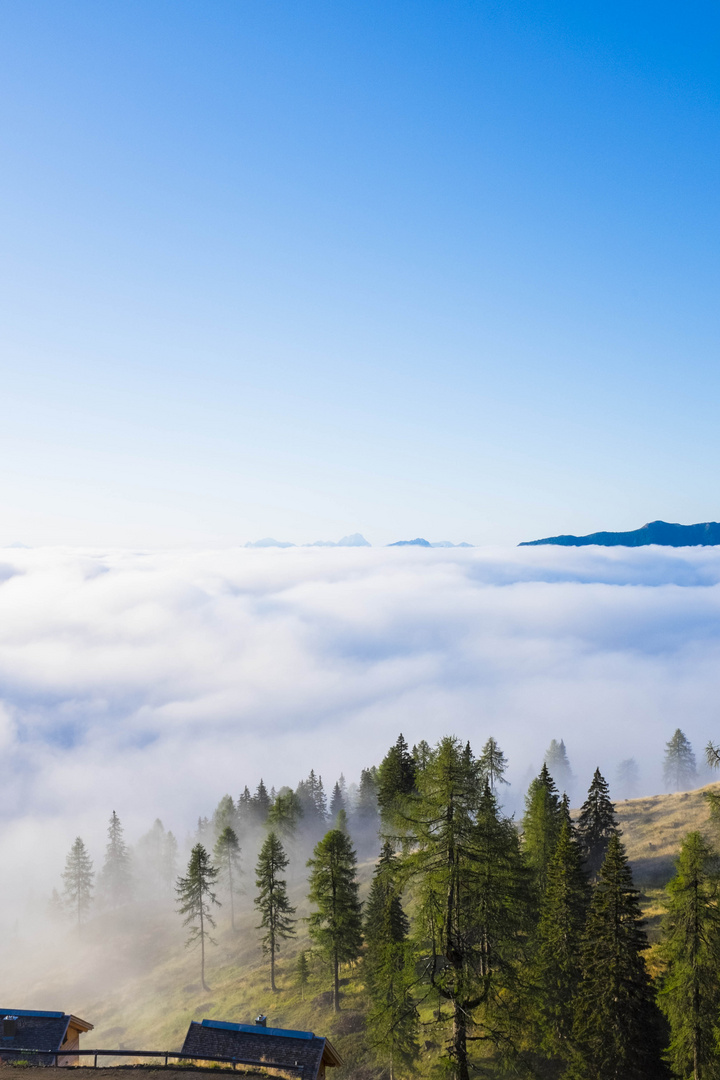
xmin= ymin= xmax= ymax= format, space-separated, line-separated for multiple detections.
xmin=181 ymin=1018 xmax=343 ymax=1080
xmin=0 ymin=1008 xmax=94 ymax=1065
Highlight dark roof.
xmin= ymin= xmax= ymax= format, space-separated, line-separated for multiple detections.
xmin=0 ymin=1009 xmax=93 ymax=1059
xmin=181 ymin=1019 xmax=342 ymax=1079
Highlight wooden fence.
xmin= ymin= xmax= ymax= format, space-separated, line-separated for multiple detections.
xmin=0 ymin=1048 xmax=306 ymax=1073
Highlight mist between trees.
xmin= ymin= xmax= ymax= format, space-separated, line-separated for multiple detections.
xmin=18 ymin=727 xmax=720 ymax=1080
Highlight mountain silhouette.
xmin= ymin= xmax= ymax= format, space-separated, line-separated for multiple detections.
xmin=520 ymin=520 xmax=720 ymax=548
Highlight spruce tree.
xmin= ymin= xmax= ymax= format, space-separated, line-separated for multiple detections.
xmin=253 ymin=779 xmax=271 ymax=825
xmin=522 ymin=764 xmax=563 ymax=892
xmin=544 ymin=738 xmax=573 ymax=792
xmin=377 ymin=734 xmax=417 ymax=827
xmin=570 ymin=835 xmax=665 ymax=1079
xmin=99 ymin=811 xmax=132 ymax=908
xmin=530 ymin=820 xmax=589 ymax=1066
xmin=214 ymin=826 xmax=242 ymax=931
xmin=296 ymin=769 xmax=328 ymax=830
xmin=307 ymin=827 xmax=363 ymax=1012
xmin=237 ymin=786 xmax=254 ymax=833
xmin=659 ymin=831 xmax=720 ymax=1080
xmin=412 ymin=739 xmax=434 ymax=772
xmin=364 ymin=842 xmax=418 ymax=1079
xmin=664 ymin=729 xmax=697 ymax=792
xmin=354 ymin=767 xmax=380 ymax=827
xmin=478 ymin=736 xmax=509 ymax=791
xmin=254 ymin=831 xmax=296 ymax=992
xmin=329 ymin=781 xmax=345 ymax=821
xmin=176 ymin=844 xmax=220 ymax=991
xmin=62 ymin=837 xmax=94 ymax=927
xmin=296 ymin=950 xmax=310 ymax=1001
xmin=406 ymin=738 xmax=530 ymax=1080
xmin=576 ymin=767 xmax=619 ymax=878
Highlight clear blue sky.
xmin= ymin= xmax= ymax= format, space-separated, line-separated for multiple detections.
xmin=1 ymin=1 xmax=719 ymax=546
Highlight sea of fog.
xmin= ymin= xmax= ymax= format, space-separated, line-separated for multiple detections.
xmin=1 ymin=543 xmax=719 ymax=901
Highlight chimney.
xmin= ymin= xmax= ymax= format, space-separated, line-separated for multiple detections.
xmin=255 ymin=1015 xmax=267 ymax=1028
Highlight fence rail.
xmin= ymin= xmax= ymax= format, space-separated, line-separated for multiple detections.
xmin=0 ymin=1048 xmax=305 ymax=1073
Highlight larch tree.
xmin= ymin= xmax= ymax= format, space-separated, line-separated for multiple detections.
xmin=307 ymin=827 xmax=363 ymax=1012
xmin=62 ymin=837 xmax=94 ymax=928
xmin=176 ymin=844 xmax=220 ymax=991
xmin=478 ymin=736 xmax=509 ymax=791
xmin=254 ymin=831 xmax=296 ymax=992
xmin=99 ymin=811 xmax=132 ymax=908
xmin=267 ymin=789 xmax=304 ymax=841
xmin=576 ymin=767 xmax=619 ymax=879
xmin=570 ymin=835 xmax=666 ymax=1079
xmin=659 ymin=831 xmax=720 ymax=1080
xmin=364 ymin=842 xmax=418 ymax=1080
xmin=664 ymin=729 xmax=697 ymax=792
xmin=522 ymin=764 xmax=564 ymax=893
xmin=212 ymin=794 xmax=237 ymax=837
xmin=405 ymin=738 xmax=530 ymax=1080
xmin=214 ymin=826 xmax=242 ymax=931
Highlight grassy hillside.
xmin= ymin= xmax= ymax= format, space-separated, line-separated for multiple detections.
xmin=2 ymin=783 xmax=719 ymax=1078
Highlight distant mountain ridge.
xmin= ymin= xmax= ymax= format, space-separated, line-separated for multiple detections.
xmin=520 ymin=520 xmax=720 ymax=548
xmin=388 ymin=538 xmax=473 ymax=548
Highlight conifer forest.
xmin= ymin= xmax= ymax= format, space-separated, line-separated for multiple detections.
xmin=45 ymin=729 xmax=720 ymax=1080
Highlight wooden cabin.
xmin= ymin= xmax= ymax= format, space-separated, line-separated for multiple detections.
xmin=181 ymin=1018 xmax=343 ymax=1080
xmin=0 ymin=1008 xmax=93 ymax=1065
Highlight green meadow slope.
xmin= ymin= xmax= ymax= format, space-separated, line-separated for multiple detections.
xmin=2 ymin=783 xmax=719 ymax=1079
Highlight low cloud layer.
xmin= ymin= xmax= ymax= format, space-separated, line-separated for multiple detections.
xmin=1 ymin=543 xmax=720 ymax=899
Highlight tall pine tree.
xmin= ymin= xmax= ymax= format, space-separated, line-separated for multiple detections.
xmin=99 ymin=811 xmax=132 ymax=908
xmin=659 ymin=831 xmax=720 ymax=1080
xmin=576 ymin=767 xmax=619 ymax=878
xmin=213 ymin=826 xmax=242 ymax=931
xmin=176 ymin=844 xmax=220 ymax=991
xmin=570 ymin=835 xmax=665 ymax=1079
xmin=664 ymin=729 xmax=697 ymax=792
xmin=364 ymin=842 xmax=418 ymax=1080
xmin=530 ymin=820 xmax=589 ymax=1067
xmin=254 ymin=831 xmax=296 ymax=992
xmin=62 ymin=837 xmax=94 ymax=927
xmin=478 ymin=736 xmax=509 ymax=791
xmin=307 ymin=827 xmax=363 ymax=1011
xmin=377 ymin=734 xmax=417 ymax=828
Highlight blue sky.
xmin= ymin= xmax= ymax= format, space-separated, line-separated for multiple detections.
xmin=1 ymin=2 xmax=719 ymax=545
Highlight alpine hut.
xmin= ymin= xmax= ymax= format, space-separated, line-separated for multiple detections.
xmin=180 ymin=1017 xmax=342 ymax=1080
xmin=0 ymin=1008 xmax=93 ymax=1065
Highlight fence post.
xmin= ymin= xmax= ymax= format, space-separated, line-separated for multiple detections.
xmin=94 ymin=1054 xmax=98 ymax=1068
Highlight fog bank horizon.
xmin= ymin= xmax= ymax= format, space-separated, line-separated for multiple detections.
xmin=1 ymin=543 xmax=719 ymax=903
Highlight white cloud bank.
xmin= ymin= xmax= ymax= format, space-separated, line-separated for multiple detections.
xmin=1 ymin=543 xmax=720 ymax=895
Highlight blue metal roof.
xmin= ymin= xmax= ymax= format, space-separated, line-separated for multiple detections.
xmin=201 ymin=1019 xmax=314 ymax=1041
xmin=0 ymin=1010 xmax=65 ymax=1019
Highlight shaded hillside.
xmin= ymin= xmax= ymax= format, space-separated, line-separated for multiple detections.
xmin=519 ymin=519 xmax=720 ymax=547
